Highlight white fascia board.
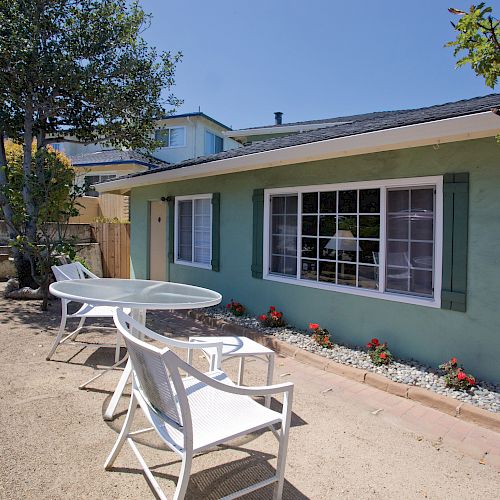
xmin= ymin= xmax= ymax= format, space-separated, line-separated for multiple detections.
xmin=97 ymin=111 xmax=500 ymax=194
xmin=223 ymin=121 xmax=351 ymax=137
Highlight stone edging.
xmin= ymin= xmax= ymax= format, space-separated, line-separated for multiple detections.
xmin=185 ymin=310 xmax=500 ymax=434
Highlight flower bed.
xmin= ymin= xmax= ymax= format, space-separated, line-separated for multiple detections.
xmin=201 ymin=305 xmax=500 ymax=414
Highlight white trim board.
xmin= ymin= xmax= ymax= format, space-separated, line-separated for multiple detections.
xmin=97 ymin=112 xmax=500 ymax=194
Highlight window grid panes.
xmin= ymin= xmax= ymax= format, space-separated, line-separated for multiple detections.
xmin=176 ymin=197 xmax=211 ymax=266
xmin=267 ymin=182 xmax=437 ymax=300
xmin=386 ymin=187 xmax=434 ymax=297
xmin=299 ymin=189 xmax=380 ymax=290
xmin=269 ymin=195 xmax=298 ymax=276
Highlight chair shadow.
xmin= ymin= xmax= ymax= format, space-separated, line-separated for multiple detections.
xmin=109 ymin=449 xmax=308 ymax=500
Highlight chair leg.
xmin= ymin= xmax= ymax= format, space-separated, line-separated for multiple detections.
xmin=46 ymin=301 xmax=68 ymax=360
xmin=70 ymin=316 xmax=86 ymax=340
xmin=114 ymin=331 xmax=121 ymax=363
xmin=237 ymin=357 xmax=245 ymax=385
xmin=273 ymin=390 xmax=293 ymax=500
xmin=173 ymin=453 xmax=193 ymax=500
xmin=104 ymin=392 xmax=138 ymax=470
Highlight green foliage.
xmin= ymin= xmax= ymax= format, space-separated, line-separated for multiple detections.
xmin=308 ymin=323 xmax=333 ymax=349
xmin=258 ymin=306 xmax=285 ymax=328
xmin=226 ymin=299 xmax=246 ymax=317
xmin=0 ymin=141 xmax=84 ymax=299
xmin=439 ymin=357 xmax=476 ymax=390
xmin=3 ymin=142 xmax=79 ymax=227
xmin=0 ymin=0 xmax=182 ymax=148
xmin=366 ymin=338 xmax=393 ymax=365
xmin=447 ymin=4 xmax=500 ymax=88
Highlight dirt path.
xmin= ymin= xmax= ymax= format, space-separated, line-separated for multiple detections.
xmin=0 ymin=289 xmax=499 ymax=499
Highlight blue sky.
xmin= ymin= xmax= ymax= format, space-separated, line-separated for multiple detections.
xmin=140 ymin=0 xmax=500 ymax=129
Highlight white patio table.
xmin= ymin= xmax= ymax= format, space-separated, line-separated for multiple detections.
xmin=49 ymin=278 xmax=222 ymax=420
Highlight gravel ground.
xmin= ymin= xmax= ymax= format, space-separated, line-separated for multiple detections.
xmin=1 ymin=290 xmax=499 ymax=499
xmin=203 ymin=306 xmax=500 ymax=413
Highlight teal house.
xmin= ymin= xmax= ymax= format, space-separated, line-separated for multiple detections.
xmin=98 ymin=95 xmax=500 ymax=384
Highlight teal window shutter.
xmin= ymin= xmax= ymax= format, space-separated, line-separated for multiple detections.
xmin=252 ymin=188 xmax=264 ymax=279
xmin=211 ymin=193 xmax=220 ymax=272
xmin=167 ymin=197 xmax=175 ymax=263
xmin=441 ymin=173 xmax=469 ymax=312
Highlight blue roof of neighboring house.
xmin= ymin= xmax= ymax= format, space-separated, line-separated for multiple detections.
xmin=114 ymin=93 xmax=500 ymax=181
xmin=160 ymin=112 xmax=232 ymax=131
xmin=69 ymin=149 xmax=168 ymax=170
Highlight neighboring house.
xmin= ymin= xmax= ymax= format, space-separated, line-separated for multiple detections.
xmin=51 ymin=111 xmax=240 ymax=196
xmin=97 ymin=94 xmax=500 ymax=384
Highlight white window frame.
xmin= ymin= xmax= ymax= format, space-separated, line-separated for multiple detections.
xmin=156 ymin=126 xmax=186 ymax=148
xmin=263 ymin=176 xmax=443 ymax=308
xmin=174 ymin=193 xmax=213 ymax=270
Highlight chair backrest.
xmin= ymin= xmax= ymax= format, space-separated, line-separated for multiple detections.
xmin=52 ymin=263 xmax=86 ymax=281
xmin=114 ymin=309 xmax=186 ymax=427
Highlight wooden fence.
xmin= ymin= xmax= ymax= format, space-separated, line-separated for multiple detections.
xmin=70 ymin=194 xmax=129 ymax=223
xmin=91 ymin=223 xmax=130 ymax=278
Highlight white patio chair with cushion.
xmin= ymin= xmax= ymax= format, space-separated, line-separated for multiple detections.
xmin=106 ymin=308 xmax=294 ymax=500
xmin=46 ymin=262 xmax=129 ymax=371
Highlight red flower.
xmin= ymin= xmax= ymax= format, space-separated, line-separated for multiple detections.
xmin=226 ymin=303 xmax=231 ymax=309
xmin=457 ymin=371 xmax=467 ymax=381
xmin=371 ymin=338 xmax=379 ymax=346
xmin=309 ymin=323 xmax=319 ymax=330
xmin=366 ymin=342 xmax=373 ymax=348
xmin=379 ymin=352 xmax=387 ymax=359
xmin=276 ymin=312 xmax=282 ymax=318
xmin=269 ymin=306 xmax=276 ymax=311
xmin=259 ymin=314 xmax=267 ymax=321
xmin=467 ymin=376 xmax=476 ymax=386
xmin=450 ymin=357 xmax=457 ymax=365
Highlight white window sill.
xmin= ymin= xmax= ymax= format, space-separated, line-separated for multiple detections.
xmin=264 ymin=273 xmax=440 ymax=308
xmin=174 ymin=259 xmax=212 ymax=271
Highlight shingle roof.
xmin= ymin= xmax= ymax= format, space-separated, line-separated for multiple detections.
xmin=240 ymin=110 xmax=403 ymax=131
xmin=109 ymin=93 xmax=500 ymax=181
xmin=69 ymin=149 xmax=168 ymax=169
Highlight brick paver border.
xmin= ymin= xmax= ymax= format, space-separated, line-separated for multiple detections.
xmin=185 ymin=310 xmax=500 ymax=434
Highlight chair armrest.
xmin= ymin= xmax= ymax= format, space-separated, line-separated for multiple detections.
xmin=181 ymin=360 xmax=294 ymax=398
xmin=78 ymin=264 xmax=99 ymax=279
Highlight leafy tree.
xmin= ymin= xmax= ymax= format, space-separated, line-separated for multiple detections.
xmin=2 ymin=141 xmax=84 ymax=308
xmin=448 ymin=3 xmax=500 ymax=88
xmin=0 ymin=0 xmax=181 ymax=307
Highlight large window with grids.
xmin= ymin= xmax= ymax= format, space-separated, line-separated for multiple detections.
xmin=175 ymin=194 xmax=212 ymax=268
xmin=264 ymin=177 xmax=442 ymax=305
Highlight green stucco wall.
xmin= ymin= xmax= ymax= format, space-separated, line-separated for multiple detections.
xmin=130 ymin=137 xmax=500 ymax=384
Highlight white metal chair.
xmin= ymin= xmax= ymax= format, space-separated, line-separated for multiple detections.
xmin=107 ymin=309 xmax=294 ymax=500
xmin=46 ymin=262 xmax=128 ymax=374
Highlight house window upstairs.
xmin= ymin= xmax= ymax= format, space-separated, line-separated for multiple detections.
xmin=155 ymin=126 xmax=186 ymax=148
xmin=204 ymin=130 xmax=224 ymax=155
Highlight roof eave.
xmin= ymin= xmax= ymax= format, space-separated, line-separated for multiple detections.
xmin=97 ymin=111 xmax=500 ymax=195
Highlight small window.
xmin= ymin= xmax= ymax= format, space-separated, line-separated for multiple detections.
xmin=175 ymin=194 xmax=212 ymax=268
xmin=204 ymin=130 xmax=224 ymax=155
xmin=155 ymin=126 xmax=186 ymax=148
